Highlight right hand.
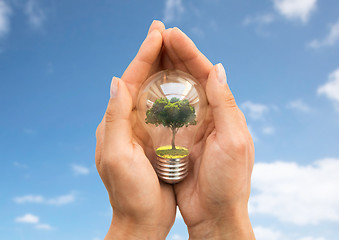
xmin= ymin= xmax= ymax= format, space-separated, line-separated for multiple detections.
xmin=161 ymin=27 xmax=256 ymax=240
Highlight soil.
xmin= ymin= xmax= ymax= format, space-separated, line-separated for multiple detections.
xmin=156 ymin=145 xmax=189 ymax=159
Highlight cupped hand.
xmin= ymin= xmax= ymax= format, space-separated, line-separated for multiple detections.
xmin=161 ymin=27 xmax=256 ymax=239
xmin=95 ymin=19 xmax=255 ymax=239
xmin=95 ymin=21 xmax=176 ymax=240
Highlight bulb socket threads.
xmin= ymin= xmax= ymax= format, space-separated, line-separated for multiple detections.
xmin=156 ymin=156 xmax=189 ymax=184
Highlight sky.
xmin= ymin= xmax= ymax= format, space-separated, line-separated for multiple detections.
xmin=1 ymin=0 xmax=339 ymax=239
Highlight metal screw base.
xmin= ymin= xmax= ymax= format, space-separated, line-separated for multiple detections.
xmin=156 ymin=156 xmax=189 ymax=184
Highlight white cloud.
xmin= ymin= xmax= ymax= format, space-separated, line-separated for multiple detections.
xmin=72 ymin=164 xmax=90 ymax=175
xmin=287 ymin=99 xmax=311 ymax=112
xmin=262 ymin=126 xmax=275 ymax=135
xmin=241 ymin=101 xmax=269 ymax=120
xmin=253 ymin=227 xmax=325 ymax=240
xmin=243 ymin=14 xmax=275 ymax=26
xmin=13 ymin=161 xmax=28 ymax=168
xmin=250 ymin=158 xmax=339 ymax=225
xmin=247 ymin=125 xmax=258 ymax=142
xmin=317 ymin=68 xmax=339 ymax=111
xmin=47 ymin=193 xmax=75 ymax=205
xmin=15 ymin=213 xmax=39 ymax=224
xmin=309 ymin=20 xmax=339 ymax=48
xmin=15 ymin=213 xmax=53 ymax=230
xmin=23 ymin=128 xmax=37 ymax=135
xmin=171 ymin=234 xmax=185 ymax=240
xmin=176 ymin=206 xmax=182 ymax=219
xmin=253 ymin=226 xmax=284 ymax=240
xmin=14 ymin=195 xmax=44 ymax=204
xmin=0 ymin=0 xmax=11 ymax=38
xmin=190 ymin=26 xmax=204 ymax=37
xmin=14 ymin=193 xmax=75 ymax=205
xmin=273 ymin=0 xmax=317 ymax=23
xmin=163 ymin=0 xmax=184 ymax=24
xmin=298 ymin=237 xmax=325 ymax=240
xmin=35 ymin=223 xmax=53 ymax=230
xmin=25 ymin=0 xmax=45 ymax=29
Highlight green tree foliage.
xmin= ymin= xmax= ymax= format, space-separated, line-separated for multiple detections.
xmin=145 ymin=97 xmax=197 ymax=150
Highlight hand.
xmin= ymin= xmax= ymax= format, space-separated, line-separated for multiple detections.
xmin=95 ymin=21 xmax=176 ymax=240
xmin=161 ymin=28 xmax=256 ymax=239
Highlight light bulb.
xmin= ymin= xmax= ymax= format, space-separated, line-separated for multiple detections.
xmin=137 ymin=70 xmax=207 ymax=184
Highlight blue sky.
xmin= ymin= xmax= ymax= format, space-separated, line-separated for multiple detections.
xmin=1 ymin=0 xmax=339 ymax=239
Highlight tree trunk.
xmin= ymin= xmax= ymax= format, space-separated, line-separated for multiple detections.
xmin=171 ymin=128 xmax=176 ymax=150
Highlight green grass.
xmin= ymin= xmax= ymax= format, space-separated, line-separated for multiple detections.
xmin=156 ymin=145 xmax=189 ymax=159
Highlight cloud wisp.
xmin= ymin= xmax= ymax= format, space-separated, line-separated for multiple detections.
xmin=24 ymin=0 xmax=45 ymax=29
xmin=253 ymin=226 xmax=284 ymax=240
xmin=163 ymin=0 xmax=184 ymax=24
xmin=35 ymin=223 xmax=53 ymax=230
xmin=15 ymin=213 xmax=52 ymax=230
xmin=317 ymin=68 xmax=339 ymax=111
xmin=241 ymin=101 xmax=270 ymax=120
xmin=309 ymin=20 xmax=339 ymax=48
xmin=243 ymin=14 xmax=275 ymax=26
xmin=15 ymin=213 xmax=39 ymax=224
xmin=298 ymin=237 xmax=325 ymax=240
xmin=253 ymin=226 xmax=326 ymax=240
xmin=171 ymin=234 xmax=185 ymax=240
xmin=250 ymin=158 xmax=339 ymax=225
xmin=176 ymin=206 xmax=182 ymax=219
xmin=72 ymin=164 xmax=90 ymax=175
xmin=14 ymin=192 xmax=75 ymax=206
xmin=262 ymin=126 xmax=275 ymax=135
xmin=272 ymin=0 xmax=317 ymax=23
xmin=0 ymin=0 xmax=11 ymax=38
xmin=287 ymin=99 xmax=311 ymax=112
xmin=13 ymin=161 xmax=28 ymax=168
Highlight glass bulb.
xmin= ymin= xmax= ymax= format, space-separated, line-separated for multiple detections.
xmin=137 ymin=70 xmax=207 ymax=184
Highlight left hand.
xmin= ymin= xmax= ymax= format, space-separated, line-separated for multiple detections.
xmin=95 ymin=21 xmax=176 ymax=240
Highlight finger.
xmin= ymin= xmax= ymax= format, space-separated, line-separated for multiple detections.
xmin=206 ymin=63 xmax=244 ymax=136
xmin=122 ymin=30 xmax=163 ymax=105
xmin=162 ymin=28 xmax=189 ymax=73
xmin=148 ymin=20 xmax=165 ymax=35
xmin=95 ymin=121 xmax=104 ymax=168
xmin=147 ymin=20 xmax=166 ymax=79
xmin=166 ymin=27 xmax=213 ymax=87
xmin=161 ymin=49 xmax=175 ymax=70
xmin=103 ymin=77 xmax=133 ymax=163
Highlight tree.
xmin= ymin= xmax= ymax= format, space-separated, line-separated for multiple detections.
xmin=146 ymin=97 xmax=197 ymax=150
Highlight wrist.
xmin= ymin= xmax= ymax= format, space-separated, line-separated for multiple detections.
xmin=105 ymin=216 xmax=169 ymax=240
xmin=188 ymin=205 xmax=255 ymax=240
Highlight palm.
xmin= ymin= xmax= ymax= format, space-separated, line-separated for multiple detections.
xmin=171 ymin=114 xmax=231 ymax=226
xmin=123 ymin=138 xmax=176 ymax=226
xmin=171 ymin=110 xmax=219 ymax=226
xmin=152 ymin=26 xmax=253 ymax=228
xmin=123 ymin=47 xmax=177 ymax=228
xmin=96 ymin=23 xmax=178 ymax=231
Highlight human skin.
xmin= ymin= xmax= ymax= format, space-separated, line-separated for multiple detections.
xmin=161 ymin=25 xmax=255 ymax=240
xmin=95 ymin=22 xmax=176 ymax=240
xmin=95 ymin=20 xmax=255 ymax=239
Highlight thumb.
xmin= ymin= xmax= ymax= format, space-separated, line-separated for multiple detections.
xmin=206 ymin=63 xmax=244 ymax=136
xmin=103 ymin=77 xmax=133 ymax=152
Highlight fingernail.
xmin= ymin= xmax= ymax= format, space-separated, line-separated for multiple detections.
xmin=110 ymin=77 xmax=119 ymax=98
xmin=216 ymin=63 xmax=227 ymax=85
